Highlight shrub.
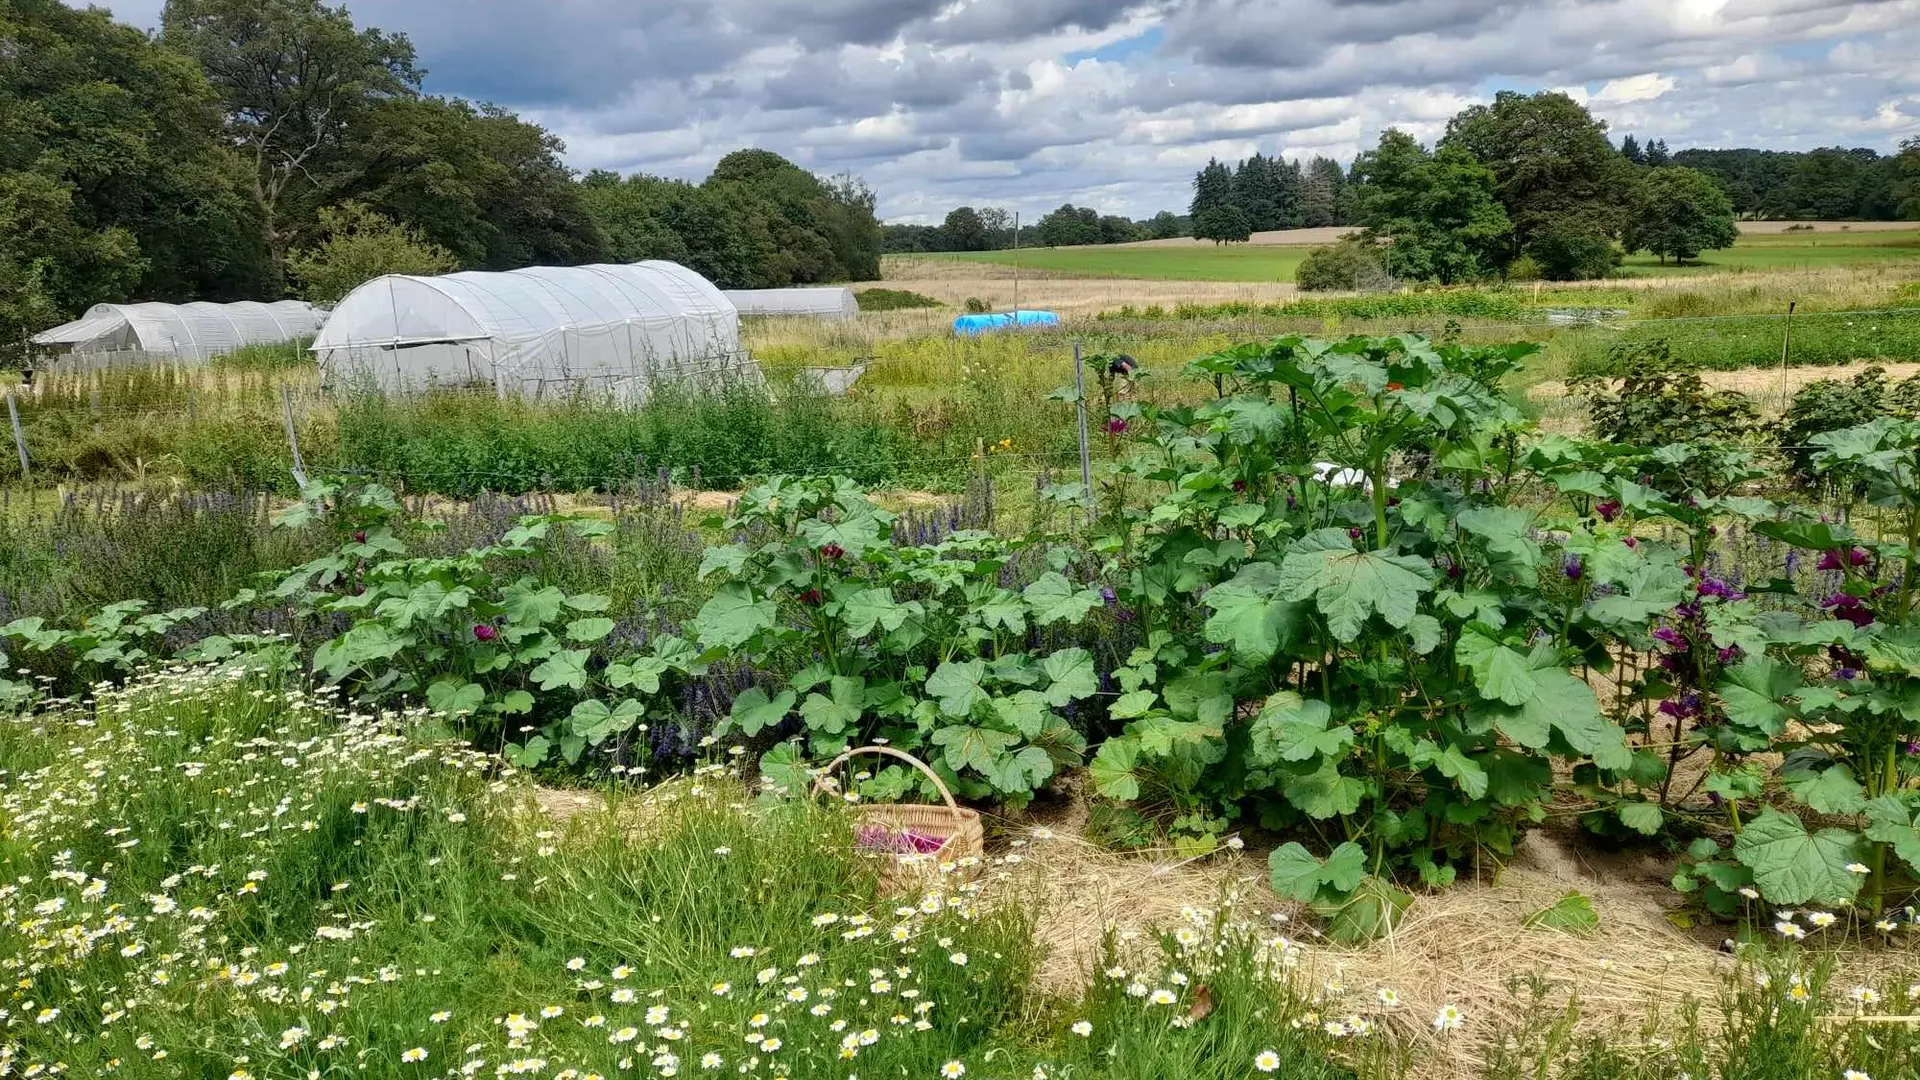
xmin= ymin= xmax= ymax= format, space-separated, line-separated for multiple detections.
xmin=1572 ymin=340 xmax=1759 ymax=449
xmin=1525 ymin=229 xmax=1621 ymax=281
xmin=964 ymin=296 xmax=992 ymax=313
xmin=853 ymin=287 xmax=941 ymax=311
xmin=1295 ymin=238 xmax=1390 ymax=292
xmin=1780 ymin=367 xmax=1889 ymax=479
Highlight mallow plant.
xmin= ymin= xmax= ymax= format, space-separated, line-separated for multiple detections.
xmin=1081 ymin=333 xmax=1644 ymax=939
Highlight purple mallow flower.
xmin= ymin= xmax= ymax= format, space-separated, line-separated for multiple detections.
xmin=472 ymin=624 xmax=498 ymax=642
xmin=1823 ymin=593 xmax=1875 ymax=628
xmin=1816 ymin=547 xmax=1872 ymax=572
xmin=1595 ymin=500 xmax=1622 ymax=523
xmin=1563 ymin=556 xmax=1584 ymax=583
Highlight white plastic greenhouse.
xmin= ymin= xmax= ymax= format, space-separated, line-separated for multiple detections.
xmin=723 ymin=287 xmax=859 ymax=321
xmin=310 ymin=261 xmax=744 ymax=399
xmin=31 ymin=300 xmax=325 ymax=363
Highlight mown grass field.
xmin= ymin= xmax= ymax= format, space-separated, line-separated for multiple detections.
xmin=925 ymin=227 xmax=1920 ymax=283
xmin=933 ymin=244 xmax=1315 ymax=282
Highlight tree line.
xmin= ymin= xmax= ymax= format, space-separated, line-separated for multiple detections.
xmin=1 ymin=0 xmax=883 ymax=351
xmin=1266 ymin=92 xmax=1920 ymax=288
xmin=882 ymin=205 xmax=1193 ymax=253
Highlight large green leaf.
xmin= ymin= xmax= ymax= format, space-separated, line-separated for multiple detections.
xmin=1023 ymin=572 xmax=1102 ymax=627
xmin=1733 ymin=809 xmax=1866 ymax=906
xmin=570 ymin=697 xmax=645 ymax=744
xmin=565 ymin=617 xmax=617 ymax=643
xmin=1040 ymin=648 xmax=1098 ymax=706
xmin=728 ymin=687 xmax=797 ymax=737
xmin=1249 ymin=692 xmax=1350 ymax=766
xmin=695 ymin=584 xmax=778 ymax=651
xmin=530 ymin=649 xmax=591 ymax=691
xmin=1456 ymin=506 xmax=1540 ymax=569
xmin=1484 ymin=644 xmax=1629 ymax=770
xmin=930 ymin=724 xmax=1019 ymax=774
xmin=425 ymin=680 xmax=485 ymax=717
xmin=1863 ymin=796 xmax=1920 ymax=874
xmin=1284 ymin=759 xmax=1368 ymax=819
xmin=1455 ymin=630 xmax=1538 ymax=706
xmin=840 ymin=588 xmax=908 ymax=638
xmin=1089 ymin=738 xmax=1141 ymax=800
xmin=1202 ymin=561 xmax=1306 ymax=661
xmin=1784 ymin=766 xmax=1867 ymax=815
xmin=926 ymin=659 xmax=990 ymax=718
xmin=992 ymin=691 xmax=1052 ymax=739
xmin=1719 ymin=657 xmax=1799 ymax=736
xmin=500 ymin=582 xmax=568 ymax=626
xmin=983 ymin=745 xmax=1054 ymax=793
xmin=1276 ymin=528 xmax=1433 ymax=642
xmin=799 ymin=676 xmax=865 ymax=736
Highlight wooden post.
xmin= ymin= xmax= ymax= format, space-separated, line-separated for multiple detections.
xmin=1779 ymin=300 xmax=1797 ymax=411
xmin=5 ymin=389 xmax=28 ymax=483
xmin=280 ymin=384 xmax=309 ymax=490
xmin=1073 ymin=341 xmax=1094 ymax=519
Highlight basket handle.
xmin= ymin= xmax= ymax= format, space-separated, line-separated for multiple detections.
xmin=813 ymin=744 xmax=961 ymax=813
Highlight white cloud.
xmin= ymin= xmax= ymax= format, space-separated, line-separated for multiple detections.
xmin=72 ymin=0 xmax=1920 ymax=220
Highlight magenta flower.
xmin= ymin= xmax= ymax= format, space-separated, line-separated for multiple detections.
xmin=1106 ymin=417 xmax=1129 ymax=435
xmin=820 ymin=543 xmax=845 ymax=561
xmin=472 ymin=624 xmax=498 ymax=642
xmin=1595 ymin=500 xmax=1622 ymax=523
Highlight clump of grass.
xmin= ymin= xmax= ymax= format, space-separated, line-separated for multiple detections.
xmin=854 ymin=287 xmax=943 ymax=311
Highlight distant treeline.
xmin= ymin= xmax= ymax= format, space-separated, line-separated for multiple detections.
xmin=882 ymin=206 xmax=1193 ymax=253
xmin=2 ymin=0 xmax=883 ymax=352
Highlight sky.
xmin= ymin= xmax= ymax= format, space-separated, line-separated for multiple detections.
xmin=89 ymin=0 xmax=1920 ymax=223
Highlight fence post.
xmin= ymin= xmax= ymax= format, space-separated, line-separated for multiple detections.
xmin=5 ymin=389 xmax=27 ymax=484
xmin=1778 ymin=300 xmax=1797 ymax=411
xmin=280 ymin=384 xmax=309 ymax=490
xmin=1073 ymin=341 xmax=1094 ymax=520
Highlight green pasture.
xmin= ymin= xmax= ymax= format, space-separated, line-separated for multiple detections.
xmin=935 ymin=243 xmax=1316 ymax=281
xmin=926 ymin=228 xmax=1920 ymax=283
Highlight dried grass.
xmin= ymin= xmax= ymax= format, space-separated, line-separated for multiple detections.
xmin=983 ymin=807 xmax=1919 ymax=1080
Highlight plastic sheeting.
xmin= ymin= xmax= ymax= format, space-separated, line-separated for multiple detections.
xmin=31 ymin=301 xmax=324 ymax=362
xmin=310 ymin=261 xmax=743 ymax=398
xmin=724 ymin=287 xmax=859 ymax=321
xmin=952 ymin=310 xmax=1060 ymax=336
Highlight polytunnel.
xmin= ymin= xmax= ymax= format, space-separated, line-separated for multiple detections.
xmin=31 ymin=301 xmax=325 ymax=363
xmin=723 ymin=287 xmax=860 ymax=321
xmin=310 ymin=261 xmax=744 ymax=398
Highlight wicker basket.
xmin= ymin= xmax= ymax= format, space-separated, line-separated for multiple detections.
xmin=815 ymin=745 xmax=984 ymax=893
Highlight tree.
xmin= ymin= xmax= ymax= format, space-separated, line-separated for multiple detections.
xmin=1624 ymin=166 xmax=1739 ymax=264
xmin=286 ymin=202 xmax=457 ymax=303
xmin=1350 ymin=130 xmax=1510 ymax=283
xmin=701 ymin=149 xmax=880 ymax=284
xmin=1644 ymin=138 xmax=1671 ymax=167
xmin=1897 ymin=138 xmax=1920 ymax=220
xmin=2 ymin=0 xmax=268 ymax=352
xmin=1190 ymin=158 xmax=1234 ymax=223
xmin=940 ymin=206 xmax=991 ymax=251
xmin=163 ymin=0 xmax=421 ymax=288
xmin=1302 ymin=156 xmax=1347 ymax=227
xmin=1098 ymin=215 xmax=1143 ymax=245
xmin=346 ymin=96 xmax=604 ymax=271
xmin=1230 ymin=152 xmax=1303 ymax=232
xmin=579 ymin=172 xmax=756 ymax=286
xmin=1441 ymin=91 xmax=1635 ymax=263
xmin=1620 ymin=134 xmax=1646 ymax=165
xmin=1787 ymin=148 xmax=1874 ymax=219
xmin=1295 ymin=238 xmax=1389 ymax=291
xmin=1146 ymin=210 xmax=1187 ymax=239
xmin=1034 ymin=204 xmax=1101 ymax=247
xmin=1194 ymin=203 xmax=1252 ymax=245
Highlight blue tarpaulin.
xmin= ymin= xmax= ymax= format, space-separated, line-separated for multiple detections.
xmin=952 ymin=310 xmax=1060 ymax=335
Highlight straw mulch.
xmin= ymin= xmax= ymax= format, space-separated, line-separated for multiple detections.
xmin=980 ymin=806 xmax=1918 ymax=1080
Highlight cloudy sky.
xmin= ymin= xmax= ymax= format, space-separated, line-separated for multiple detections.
xmin=92 ymin=0 xmax=1920 ymax=222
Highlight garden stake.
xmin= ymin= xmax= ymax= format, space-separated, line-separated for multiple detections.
xmin=5 ymin=389 xmax=27 ymax=483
